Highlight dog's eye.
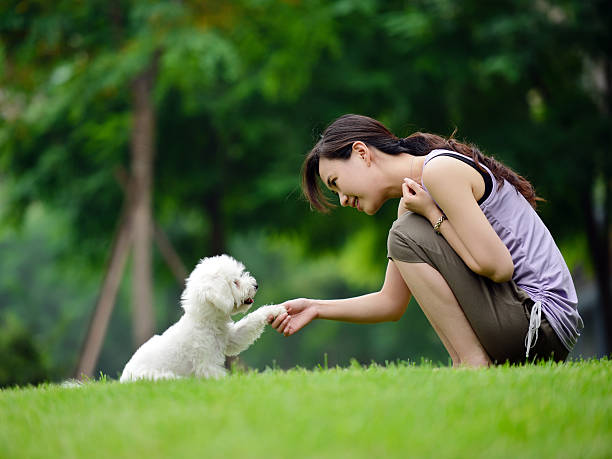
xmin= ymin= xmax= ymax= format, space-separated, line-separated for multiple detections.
xmin=233 ymin=280 xmax=240 ymax=287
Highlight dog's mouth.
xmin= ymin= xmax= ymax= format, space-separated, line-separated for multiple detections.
xmin=243 ymin=298 xmax=254 ymax=305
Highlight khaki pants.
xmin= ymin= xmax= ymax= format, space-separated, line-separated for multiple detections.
xmin=387 ymin=212 xmax=568 ymax=364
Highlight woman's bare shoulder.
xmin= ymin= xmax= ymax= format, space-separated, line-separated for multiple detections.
xmin=422 ymin=155 xmax=483 ymax=197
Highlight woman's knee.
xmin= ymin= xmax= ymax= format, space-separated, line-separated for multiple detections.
xmin=387 ymin=213 xmax=446 ymax=263
xmin=402 ymin=213 xmax=440 ymax=246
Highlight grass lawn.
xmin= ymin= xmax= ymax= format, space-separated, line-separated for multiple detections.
xmin=1 ymin=359 xmax=610 ymax=458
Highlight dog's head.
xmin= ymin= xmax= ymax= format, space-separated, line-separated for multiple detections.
xmin=181 ymin=254 xmax=258 ymax=317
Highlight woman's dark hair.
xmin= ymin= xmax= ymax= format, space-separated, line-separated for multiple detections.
xmin=302 ymin=114 xmax=542 ymax=212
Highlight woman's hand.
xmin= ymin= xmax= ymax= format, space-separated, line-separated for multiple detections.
xmin=267 ymin=298 xmax=318 ymax=336
xmin=401 ymin=177 xmax=442 ymax=221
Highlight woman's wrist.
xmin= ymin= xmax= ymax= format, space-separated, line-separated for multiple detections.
xmin=306 ymin=298 xmax=320 ymax=319
xmin=427 ymin=207 xmax=444 ymax=226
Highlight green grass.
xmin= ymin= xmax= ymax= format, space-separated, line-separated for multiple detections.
xmin=1 ymin=359 xmax=611 ymax=459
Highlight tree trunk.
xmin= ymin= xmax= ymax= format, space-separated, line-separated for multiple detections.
xmin=584 ymin=188 xmax=612 ymax=354
xmin=115 ymin=167 xmax=188 ymax=285
xmin=75 ymin=205 xmax=133 ymax=378
xmin=130 ymin=57 xmax=158 ymax=348
xmin=604 ymin=186 xmax=611 ymax=354
xmin=204 ymin=180 xmax=231 ymax=368
xmin=595 ymin=53 xmax=612 ymax=354
xmin=206 ymin=191 xmax=226 ymax=256
xmin=582 ymin=45 xmax=612 ymax=355
xmin=153 ymin=224 xmax=188 ymax=284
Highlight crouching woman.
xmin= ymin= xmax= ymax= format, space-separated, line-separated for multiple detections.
xmin=269 ymin=114 xmax=583 ymax=366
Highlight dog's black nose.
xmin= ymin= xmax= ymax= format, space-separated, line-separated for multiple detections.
xmin=254 ymin=284 xmax=259 ymax=290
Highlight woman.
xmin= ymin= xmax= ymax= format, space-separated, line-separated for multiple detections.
xmin=269 ymin=114 xmax=583 ymax=366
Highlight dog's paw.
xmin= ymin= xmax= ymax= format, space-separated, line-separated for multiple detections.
xmin=258 ymin=304 xmax=287 ymax=319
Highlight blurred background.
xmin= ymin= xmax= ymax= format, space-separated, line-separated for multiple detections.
xmin=0 ymin=0 xmax=610 ymax=386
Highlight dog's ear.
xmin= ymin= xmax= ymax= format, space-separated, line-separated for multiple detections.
xmin=182 ymin=272 xmax=235 ymax=316
xmin=205 ymin=280 xmax=235 ymax=314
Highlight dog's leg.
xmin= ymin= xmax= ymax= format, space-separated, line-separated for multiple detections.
xmin=153 ymin=371 xmax=182 ymax=381
xmin=194 ymin=365 xmax=227 ymax=379
xmin=120 ymin=369 xmax=181 ymax=382
xmin=226 ymin=305 xmax=286 ymax=356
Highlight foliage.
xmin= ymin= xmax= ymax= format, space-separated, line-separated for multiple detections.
xmin=0 ymin=0 xmax=610 ymax=381
xmin=0 ymin=0 xmax=340 ymax=257
xmin=0 ymin=359 xmax=610 ymax=458
xmin=0 ymin=313 xmax=48 ymax=388
xmin=2 ymin=1 xmax=609 ymax=247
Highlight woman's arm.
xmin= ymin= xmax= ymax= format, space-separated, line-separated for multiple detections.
xmin=316 ymin=261 xmax=412 ymax=322
xmin=419 ymin=157 xmax=514 ymax=282
xmin=270 ymin=261 xmax=412 ymax=336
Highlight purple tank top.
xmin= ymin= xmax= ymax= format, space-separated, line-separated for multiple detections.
xmin=423 ymin=149 xmax=583 ymax=350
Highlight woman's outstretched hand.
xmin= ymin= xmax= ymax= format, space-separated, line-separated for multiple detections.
xmin=401 ymin=177 xmax=440 ymax=220
xmin=267 ymin=298 xmax=318 ymax=336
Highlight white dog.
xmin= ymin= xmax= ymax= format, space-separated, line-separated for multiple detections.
xmin=120 ymin=254 xmax=285 ymax=382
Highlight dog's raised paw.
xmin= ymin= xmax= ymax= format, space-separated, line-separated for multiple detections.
xmin=259 ymin=304 xmax=287 ymax=319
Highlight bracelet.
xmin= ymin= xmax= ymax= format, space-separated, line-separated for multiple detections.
xmin=433 ymin=214 xmax=447 ymax=234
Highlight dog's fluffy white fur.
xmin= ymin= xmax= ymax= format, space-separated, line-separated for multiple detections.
xmin=120 ymin=254 xmax=285 ymax=382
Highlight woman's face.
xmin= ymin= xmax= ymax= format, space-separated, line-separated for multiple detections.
xmin=318 ymin=143 xmax=386 ymax=215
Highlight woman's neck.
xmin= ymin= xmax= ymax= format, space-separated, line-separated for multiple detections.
xmin=381 ymin=153 xmax=427 ymax=199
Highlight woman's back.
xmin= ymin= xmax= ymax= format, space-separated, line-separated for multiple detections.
xmin=424 ymin=149 xmax=583 ymax=351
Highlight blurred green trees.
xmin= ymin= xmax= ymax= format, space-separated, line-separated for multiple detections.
xmin=0 ymin=314 xmax=48 ymax=387
xmin=0 ymin=0 xmax=610 ymax=381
